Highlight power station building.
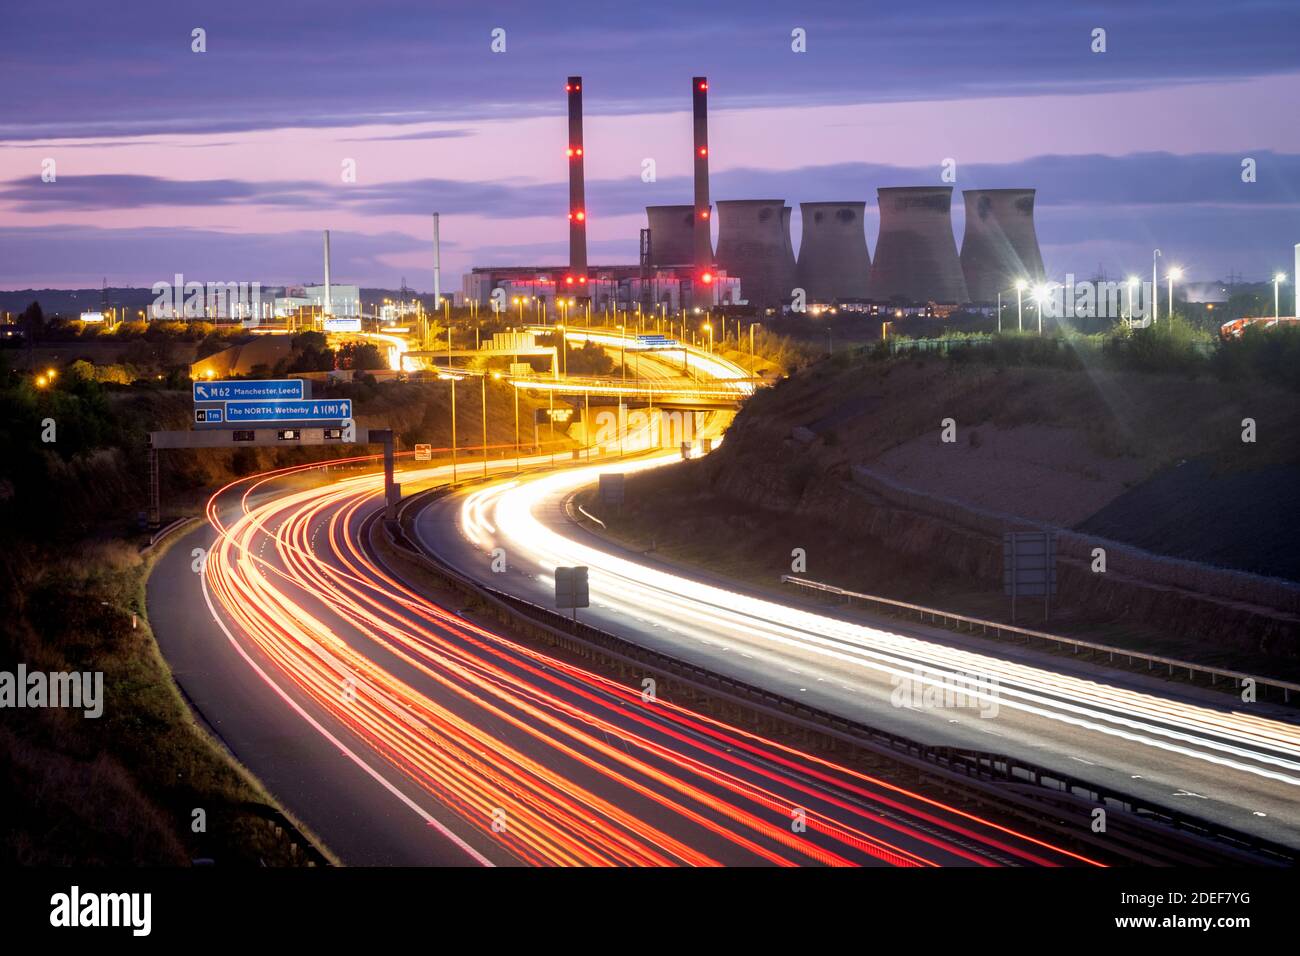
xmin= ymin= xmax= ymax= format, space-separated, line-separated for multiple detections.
xmin=462 ymin=76 xmax=1045 ymax=315
xmin=714 ymin=200 xmax=797 ymax=310
xmin=796 ymin=202 xmax=871 ymax=302
xmin=959 ymin=189 xmax=1046 ymax=303
xmin=866 ymin=186 xmax=970 ymax=305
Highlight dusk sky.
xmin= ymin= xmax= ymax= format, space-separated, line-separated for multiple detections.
xmin=2 ymin=0 xmax=1298 ymax=291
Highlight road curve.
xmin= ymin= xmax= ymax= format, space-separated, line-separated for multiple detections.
xmin=148 ymin=456 xmax=1099 ymax=867
xmin=413 ymin=453 xmax=1300 ymax=851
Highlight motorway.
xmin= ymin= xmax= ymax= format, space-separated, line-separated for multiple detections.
xmin=414 ymin=452 xmax=1300 ymax=851
xmin=147 ymin=455 xmax=1099 ymax=866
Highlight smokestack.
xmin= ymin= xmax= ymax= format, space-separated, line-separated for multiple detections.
xmin=866 ymin=186 xmax=969 ymax=304
xmin=796 ymin=202 xmax=872 ymax=302
xmin=716 ymin=199 xmax=797 ymax=309
xmin=323 ymin=229 xmax=332 ymax=315
xmin=959 ymin=189 xmax=1045 ymax=303
xmin=566 ymin=75 xmax=588 ymax=286
xmin=646 ymin=205 xmax=695 ymax=267
xmin=692 ymin=77 xmax=713 ymax=280
xmin=432 ymin=212 xmax=442 ymax=309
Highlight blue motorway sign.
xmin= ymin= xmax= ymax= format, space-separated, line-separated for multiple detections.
xmin=192 ymin=379 xmax=306 ymax=403
xmin=223 ymin=398 xmax=352 ymax=424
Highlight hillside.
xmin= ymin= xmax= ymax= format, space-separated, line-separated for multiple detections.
xmin=595 ymin=336 xmax=1300 ymax=667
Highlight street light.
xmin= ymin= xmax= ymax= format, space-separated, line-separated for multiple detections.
xmin=1033 ymin=284 xmax=1051 ymax=335
xmin=1274 ymin=272 xmax=1287 ymax=324
xmin=1152 ymin=249 xmax=1162 ymax=324
xmin=1167 ymin=266 xmax=1182 ymax=319
xmin=557 ymin=323 xmax=567 ymax=377
xmin=1126 ymin=276 xmax=1140 ymax=327
xmin=481 ymin=374 xmax=488 ymax=479
xmin=1014 ymin=279 xmax=1027 ymax=332
xmin=703 ymin=321 xmax=713 ymax=353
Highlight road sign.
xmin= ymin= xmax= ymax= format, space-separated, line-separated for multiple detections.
xmin=221 ymin=398 xmax=352 ymax=424
xmin=555 ymin=566 xmax=589 ymax=610
xmin=535 ymin=406 xmax=576 ymax=425
xmin=598 ymin=473 xmax=625 ymax=506
xmin=192 ymin=379 xmax=306 ymax=403
xmin=194 ymin=407 xmax=223 ymax=424
xmin=414 ymin=444 xmax=432 ymax=462
xmin=1003 ymin=531 xmax=1057 ymax=622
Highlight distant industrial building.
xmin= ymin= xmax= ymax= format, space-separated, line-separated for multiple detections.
xmin=715 ymin=200 xmax=797 ymax=309
xmin=796 ymin=202 xmax=871 ymax=302
xmin=959 ymin=189 xmax=1045 ymax=303
xmin=301 ymin=284 xmax=361 ymax=316
xmin=867 ymin=186 xmax=969 ymax=304
xmin=462 ymin=75 xmax=1048 ymax=315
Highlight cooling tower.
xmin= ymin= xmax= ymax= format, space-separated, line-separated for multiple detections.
xmin=715 ymin=199 xmax=798 ymax=308
xmin=692 ymin=77 xmax=713 ymax=277
xmin=645 ymin=205 xmax=696 ymax=267
xmin=566 ymin=75 xmax=587 ymax=282
xmin=796 ymin=202 xmax=871 ymax=302
xmin=959 ymin=189 xmax=1046 ymax=303
xmin=866 ymin=186 xmax=969 ymax=304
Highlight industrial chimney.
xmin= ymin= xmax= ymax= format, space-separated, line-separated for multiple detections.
xmin=566 ymin=75 xmax=588 ymax=286
xmin=691 ymin=76 xmax=713 ymax=282
xmin=322 ymin=229 xmax=332 ymax=315
xmin=646 ymin=205 xmax=696 ymax=267
xmin=866 ymin=186 xmax=969 ymax=304
xmin=796 ymin=202 xmax=871 ymax=302
xmin=959 ymin=189 xmax=1045 ymax=303
xmin=432 ymin=212 xmax=442 ymax=309
xmin=715 ymin=199 xmax=798 ymax=309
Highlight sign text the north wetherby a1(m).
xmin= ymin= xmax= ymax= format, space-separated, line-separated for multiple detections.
xmin=192 ymin=378 xmax=307 ymax=402
xmin=218 ymin=399 xmax=353 ymax=424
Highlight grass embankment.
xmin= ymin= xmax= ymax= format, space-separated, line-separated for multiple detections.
xmin=0 ymin=362 xmax=561 ymax=864
xmin=2 ymin=534 xmax=333 ymax=865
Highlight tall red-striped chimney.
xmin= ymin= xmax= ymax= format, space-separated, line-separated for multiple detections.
xmin=566 ymin=76 xmax=588 ymax=288
xmin=692 ymin=76 xmax=713 ymax=290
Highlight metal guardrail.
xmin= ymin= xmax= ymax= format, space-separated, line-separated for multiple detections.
xmin=380 ymin=488 xmax=1297 ymax=866
xmin=781 ymin=575 xmax=1300 ymax=705
xmin=142 ymin=515 xmax=198 ymax=553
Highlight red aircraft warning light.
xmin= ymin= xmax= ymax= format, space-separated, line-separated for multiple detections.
xmin=701 ymin=271 xmax=714 ymax=284
xmin=698 ymin=81 xmax=708 ymax=91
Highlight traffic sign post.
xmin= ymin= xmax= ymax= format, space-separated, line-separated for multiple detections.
xmin=555 ymin=566 xmax=590 ymax=623
xmin=414 ymin=444 xmax=432 ymax=462
xmin=1003 ymin=531 xmax=1057 ymax=623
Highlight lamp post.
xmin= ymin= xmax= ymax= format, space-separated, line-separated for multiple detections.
xmin=1014 ymin=280 xmax=1027 ymax=332
xmin=1167 ymin=266 xmax=1182 ymax=320
xmin=1152 ymin=249 xmax=1162 ymax=324
xmin=449 ymin=373 xmax=457 ymax=484
xmin=480 ymin=373 xmax=489 ymax=479
xmin=996 ymin=291 xmax=1002 ymax=333
xmin=1126 ymin=276 xmax=1140 ymax=327
xmin=1274 ymin=272 xmax=1287 ymax=325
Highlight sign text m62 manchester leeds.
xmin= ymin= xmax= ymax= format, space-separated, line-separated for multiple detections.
xmin=192 ymin=379 xmax=306 ymax=402
xmin=222 ymin=399 xmax=352 ymax=424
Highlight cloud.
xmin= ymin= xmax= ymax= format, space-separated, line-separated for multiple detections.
xmin=3 ymin=1 xmax=1299 ymax=139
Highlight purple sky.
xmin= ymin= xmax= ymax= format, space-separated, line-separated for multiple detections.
xmin=2 ymin=0 xmax=1298 ymax=290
